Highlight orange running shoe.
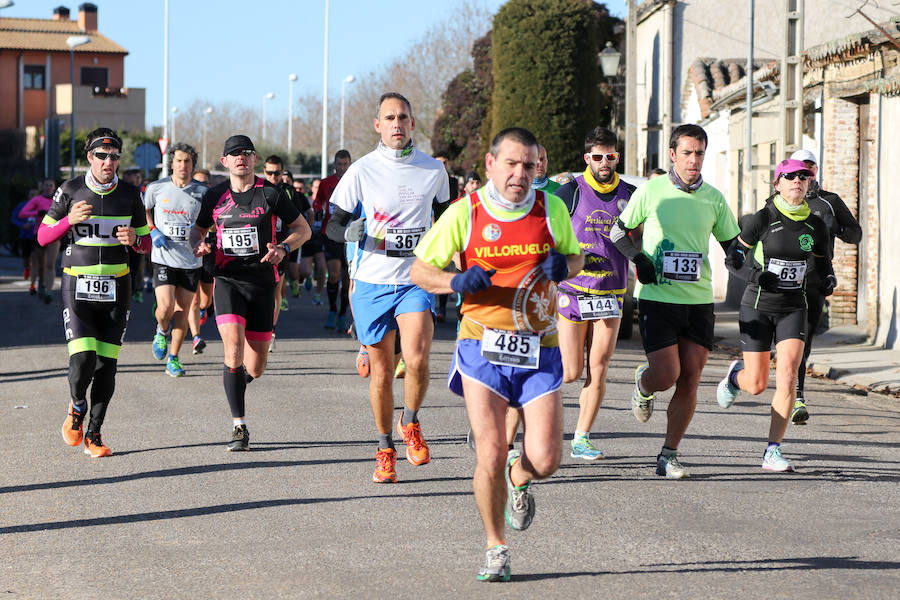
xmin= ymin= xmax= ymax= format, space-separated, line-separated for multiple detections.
xmin=61 ymin=402 xmax=86 ymax=446
xmin=372 ymin=447 xmax=398 ymax=483
xmin=83 ymin=433 xmax=112 ymax=458
xmin=356 ymin=346 xmax=370 ymax=378
xmin=396 ymin=418 xmax=431 ymax=466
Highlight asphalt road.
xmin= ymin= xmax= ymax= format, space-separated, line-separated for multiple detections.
xmin=1 ymin=260 xmax=898 ymax=599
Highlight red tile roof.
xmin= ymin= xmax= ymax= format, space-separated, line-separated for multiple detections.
xmin=0 ymin=17 xmax=127 ymax=54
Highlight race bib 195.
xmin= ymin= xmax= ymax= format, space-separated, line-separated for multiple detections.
xmin=221 ymin=226 xmax=259 ymax=256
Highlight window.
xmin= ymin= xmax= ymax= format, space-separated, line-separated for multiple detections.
xmin=24 ymin=65 xmax=45 ymax=90
xmin=80 ymin=67 xmax=108 ymax=88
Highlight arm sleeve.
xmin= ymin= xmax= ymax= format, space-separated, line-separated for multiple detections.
xmin=827 ymin=193 xmax=862 ymax=245
xmin=726 ymin=212 xmax=765 ymax=282
xmin=17 ymin=197 xmax=40 ymax=219
xmin=413 ymin=199 xmax=469 ymax=269
xmin=131 ymin=194 xmax=150 ymax=237
xmin=195 ymin=188 xmax=216 ymax=229
xmin=553 ymin=181 xmax=578 ymax=215
xmin=325 ymin=205 xmax=354 ymax=242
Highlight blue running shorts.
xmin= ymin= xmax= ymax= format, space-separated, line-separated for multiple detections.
xmin=351 ymin=281 xmax=434 ymax=345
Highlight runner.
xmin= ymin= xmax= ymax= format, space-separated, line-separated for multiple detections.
xmin=187 ymin=168 xmax=215 ymax=354
xmin=717 ymin=158 xmax=833 ymax=471
xmin=326 ymin=92 xmax=450 ymax=482
xmin=610 ymin=123 xmax=740 ymax=478
xmin=305 ymin=178 xmax=326 ymax=305
xmin=190 ymin=135 xmax=310 ymax=450
xmin=555 ymin=127 xmax=636 ymax=460
xmin=785 ymin=149 xmax=862 ymax=424
xmin=411 ymin=126 xmax=582 ymax=581
xmin=531 ymin=144 xmax=561 ymax=194
xmin=144 ymin=143 xmax=208 ymax=376
xmin=18 ymin=178 xmax=60 ymax=303
xmin=314 ymin=149 xmax=352 ymax=331
xmin=38 ymin=128 xmax=150 ymax=457
xmin=463 ymin=172 xmax=482 ymax=195
xmin=280 ymin=170 xmax=308 ymax=298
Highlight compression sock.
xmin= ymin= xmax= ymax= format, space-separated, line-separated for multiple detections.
xmin=327 ymin=282 xmax=339 ymax=312
xmin=339 ymin=281 xmax=349 ymax=316
xmin=88 ymin=356 xmax=118 ymax=432
xmin=223 ymin=365 xmax=247 ymax=419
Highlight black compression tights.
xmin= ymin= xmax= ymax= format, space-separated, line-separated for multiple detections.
xmin=68 ymin=351 xmax=117 ymax=433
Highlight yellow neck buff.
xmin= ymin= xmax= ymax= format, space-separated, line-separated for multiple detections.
xmin=583 ymin=167 xmax=619 ymax=194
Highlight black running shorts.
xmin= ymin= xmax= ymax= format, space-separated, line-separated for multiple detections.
xmin=152 ymin=263 xmax=200 ymax=292
xmin=213 ymin=275 xmax=275 ymax=336
xmin=738 ymin=304 xmax=807 ymax=352
xmin=637 ymin=299 xmax=716 ymax=354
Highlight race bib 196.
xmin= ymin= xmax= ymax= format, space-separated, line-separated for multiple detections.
xmin=221 ymin=226 xmax=259 ymax=256
xmin=385 ymin=226 xmax=425 ymax=257
xmin=481 ymin=328 xmax=540 ymax=369
xmin=662 ymin=251 xmax=702 ymax=282
xmin=767 ymin=258 xmax=806 ymax=290
xmin=577 ymin=295 xmax=621 ymax=320
xmin=75 ymin=274 xmax=116 ymax=302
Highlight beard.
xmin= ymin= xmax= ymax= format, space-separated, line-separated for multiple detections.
xmin=590 ymin=165 xmax=615 ymax=184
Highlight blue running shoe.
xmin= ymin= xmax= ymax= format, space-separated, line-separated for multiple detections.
xmin=324 ymin=311 xmax=337 ymax=329
xmin=152 ymin=333 xmax=168 ymax=360
xmin=570 ymin=435 xmax=603 ymax=460
xmin=166 ymin=355 xmax=185 ymax=377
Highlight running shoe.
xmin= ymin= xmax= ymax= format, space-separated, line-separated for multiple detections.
xmin=336 ymin=316 xmax=347 ymax=332
xmin=290 ymin=278 xmax=300 ymax=298
xmin=791 ymin=398 xmax=810 ymax=425
xmin=372 ymin=447 xmax=398 ymax=483
xmin=61 ymin=402 xmax=86 ymax=446
xmin=152 ymin=332 xmax=168 ymax=360
xmin=394 ymin=358 xmax=407 ymax=379
xmin=762 ymin=445 xmax=794 ymax=472
xmin=504 ymin=451 xmax=534 ymax=530
xmin=269 ymin=333 xmax=276 ymax=353
xmin=304 ymin=276 xmax=312 ymax=291
xmin=717 ymin=359 xmax=744 ymax=408
xmin=29 ymin=284 xmax=36 ymax=296
xmin=324 ymin=311 xmax=336 ymax=329
xmin=199 ymin=308 xmax=208 ymax=326
xmin=631 ymin=363 xmax=654 ymax=423
xmin=227 ymin=424 xmax=250 ymax=451
xmin=166 ymin=355 xmax=185 ymax=377
xmin=83 ymin=432 xmax=112 ymax=458
xmin=312 ymin=293 xmax=323 ymax=305
xmin=570 ymin=435 xmax=603 ymax=460
xmin=192 ymin=336 xmax=206 ymax=355
xmin=23 ymin=267 xmax=30 ymax=280
xmin=133 ymin=290 xmax=143 ymax=303
xmin=280 ymin=297 xmax=289 ymax=311
xmin=356 ymin=346 xmax=370 ymax=378
xmin=477 ymin=544 xmax=511 ymax=582
xmin=656 ymin=452 xmax=688 ymax=478
xmin=396 ymin=417 xmax=431 ymax=465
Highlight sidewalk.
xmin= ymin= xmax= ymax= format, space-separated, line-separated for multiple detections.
xmin=715 ymin=303 xmax=900 ymax=402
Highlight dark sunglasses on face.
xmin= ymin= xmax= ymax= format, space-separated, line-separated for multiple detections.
xmin=265 ymin=169 xmax=282 ymax=176
xmin=227 ymin=149 xmax=255 ymax=157
xmin=93 ymin=151 xmax=121 ymax=161
xmin=781 ymin=172 xmax=809 ymax=181
xmin=590 ymin=152 xmax=619 ymax=163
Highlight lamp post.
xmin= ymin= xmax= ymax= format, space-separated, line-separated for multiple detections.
xmin=340 ymin=74 xmax=355 ymax=151
xmin=321 ymin=0 xmax=329 ymax=178
xmin=66 ymin=35 xmax=90 ymax=178
xmin=202 ymin=106 xmax=212 ymax=169
xmin=288 ymin=74 xmax=298 ymax=162
xmin=598 ymin=41 xmax=622 ymax=133
xmin=170 ymin=106 xmax=178 ymax=146
xmin=0 ymin=2 xmax=16 ymax=9
xmin=262 ymin=92 xmax=274 ymax=142
xmin=162 ymin=0 xmax=170 ymax=177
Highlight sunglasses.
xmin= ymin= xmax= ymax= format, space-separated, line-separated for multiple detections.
xmin=780 ymin=172 xmax=809 ymax=181
xmin=93 ymin=151 xmax=121 ymax=161
xmin=265 ymin=169 xmax=283 ymax=176
xmin=227 ymin=149 xmax=255 ymax=157
xmin=589 ymin=152 xmax=619 ymax=163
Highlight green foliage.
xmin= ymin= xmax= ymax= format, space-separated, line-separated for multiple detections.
xmin=490 ymin=0 xmax=609 ymax=172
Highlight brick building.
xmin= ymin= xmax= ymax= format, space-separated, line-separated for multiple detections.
xmin=0 ymin=3 xmax=144 ymax=137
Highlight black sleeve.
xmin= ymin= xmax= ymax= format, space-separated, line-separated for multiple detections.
xmin=554 ymin=181 xmax=578 ymax=215
xmin=824 ymin=191 xmax=862 ymax=245
xmin=130 ymin=189 xmax=148 ymax=230
xmin=738 ymin=209 xmax=767 ymax=248
xmin=195 ymin=184 xmax=219 ymax=229
xmin=45 ymin=184 xmax=71 ymax=222
xmin=433 ymin=197 xmax=449 ymax=221
xmin=325 ymin=205 xmax=354 ymax=242
xmin=272 ymin=186 xmax=301 ymax=225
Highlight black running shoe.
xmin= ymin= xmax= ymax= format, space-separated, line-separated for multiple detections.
xmin=227 ymin=424 xmax=250 ymax=451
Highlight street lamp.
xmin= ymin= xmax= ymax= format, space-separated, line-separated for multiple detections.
xmin=598 ymin=41 xmax=621 ymax=79
xmin=0 ymin=1 xmax=16 ymax=9
xmin=340 ymin=74 xmax=355 ymax=151
xmin=321 ymin=0 xmax=330 ymax=178
xmin=288 ymin=74 xmax=298 ymax=162
xmin=66 ymin=35 xmax=90 ymax=178
xmin=170 ymin=106 xmax=178 ymax=146
xmin=202 ymin=106 xmax=212 ymax=169
xmin=262 ymin=92 xmax=274 ymax=142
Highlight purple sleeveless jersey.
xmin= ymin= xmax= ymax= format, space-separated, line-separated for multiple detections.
xmin=558 ymin=176 xmax=631 ymax=296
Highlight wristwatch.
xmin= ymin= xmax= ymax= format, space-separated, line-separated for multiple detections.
xmin=281 ymin=242 xmax=291 ymax=255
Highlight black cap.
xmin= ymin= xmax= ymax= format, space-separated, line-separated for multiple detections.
xmin=464 ymin=171 xmax=481 ymax=184
xmin=223 ymin=135 xmax=255 ymax=156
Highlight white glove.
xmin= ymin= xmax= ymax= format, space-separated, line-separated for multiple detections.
xmin=344 ymin=217 xmax=366 ymax=242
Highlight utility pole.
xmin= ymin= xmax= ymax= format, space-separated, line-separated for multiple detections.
xmin=625 ymin=0 xmax=638 ymax=175
xmin=745 ymin=0 xmax=755 ymax=217
xmin=782 ymin=0 xmax=804 ymax=157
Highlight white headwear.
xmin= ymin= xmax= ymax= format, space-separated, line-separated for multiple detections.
xmin=790 ymin=149 xmax=817 ymax=164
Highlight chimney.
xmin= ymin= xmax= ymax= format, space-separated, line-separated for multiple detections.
xmin=78 ymin=3 xmax=97 ymax=32
xmin=52 ymin=6 xmax=71 ymax=21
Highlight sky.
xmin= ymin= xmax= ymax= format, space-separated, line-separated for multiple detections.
xmin=4 ymin=0 xmax=626 ymax=130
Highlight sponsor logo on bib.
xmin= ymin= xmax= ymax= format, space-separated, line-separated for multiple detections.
xmin=482 ymin=223 xmax=501 ymax=242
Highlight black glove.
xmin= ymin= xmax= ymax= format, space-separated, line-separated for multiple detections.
xmin=757 ymin=271 xmax=779 ymax=293
xmin=819 ymin=274 xmax=837 ymax=297
xmin=541 ymin=249 xmax=569 ymax=283
xmin=726 ymin=241 xmax=746 ymax=270
xmin=634 ymin=254 xmax=657 ymax=285
xmin=450 ymin=265 xmax=496 ymax=295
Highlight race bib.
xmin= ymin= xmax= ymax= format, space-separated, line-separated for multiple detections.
xmin=481 ymin=328 xmax=540 ymax=369
xmin=767 ymin=258 xmax=807 ymax=290
xmin=577 ymin=294 xmax=621 ymax=320
xmin=662 ymin=251 xmax=702 ymax=282
xmin=221 ymin=227 xmax=259 ymax=256
xmin=275 ymin=218 xmax=283 ymax=233
xmin=162 ymin=220 xmax=189 ymax=241
xmin=75 ymin=274 xmax=116 ymax=302
xmin=385 ymin=226 xmax=425 ymax=257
